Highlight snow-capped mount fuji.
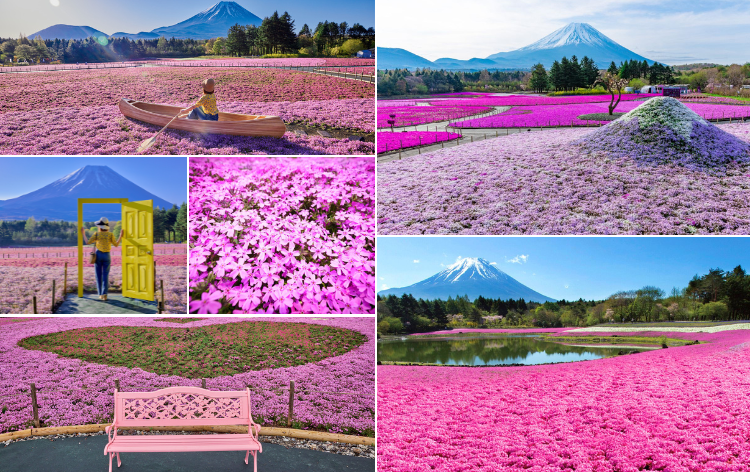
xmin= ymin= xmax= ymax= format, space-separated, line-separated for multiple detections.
xmin=31 ymin=2 xmax=263 ymax=40
xmin=149 ymin=1 xmax=262 ymax=39
xmin=485 ymin=22 xmax=654 ymax=69
xmin=0 ymin=166 xmax=176 ymax=221
xmin=379 ymin=22 xmax=655 ymax=71
xmin=378 ymin=257 xmax=556 ymax=303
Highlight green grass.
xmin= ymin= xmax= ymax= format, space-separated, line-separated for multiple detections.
xmin=594 ymin=321 xmax=747 ymax=328
xmin=153 ymin=318 xmax=205 ymax=323
xmin=578 ymin=112 xmax=625 ymax=121
xmin=705 ymin=93 xmax=750 ymax=103
xmin=549 ymin=335 xmax=698 ymax=347
xmin=19 ymin=321 xmax=366 ymax=378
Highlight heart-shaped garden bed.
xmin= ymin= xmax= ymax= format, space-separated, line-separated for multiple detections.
xmin=19 ymin=321 xmax=366 ymax=378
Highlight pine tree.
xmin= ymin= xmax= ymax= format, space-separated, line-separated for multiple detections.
xmin=174 ymin=203 xmax=188 ymax=242
xmin=529 ymin=63 xmax=549 ymax=93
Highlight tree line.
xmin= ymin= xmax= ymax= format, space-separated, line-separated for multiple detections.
xmin=378 ymin=68 xmax=527 ymax=96
xmin=1 ymin=11 xmax=374 ymax=64
xmin=377 ymin=266 xmax=750 ymax=334
xmin=529 ymin=56 xmax=677 ymax=93
xmin=0 ymin=203 xmax=187 ymax=246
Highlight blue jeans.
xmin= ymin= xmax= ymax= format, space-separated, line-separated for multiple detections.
xmin=95 ymin=250 xmax=111 ymax=296
xmin=187 ymin=108 xmax=219 ymax=121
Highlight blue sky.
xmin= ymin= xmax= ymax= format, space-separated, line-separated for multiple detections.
xmin=377 ymin=237 xmax=750 ymax=301
xmin=0 ymin=157 xmax=187 ymax=206
xmin=378 ymin=0 xmax=750 ymax=65
xmin=1 ymin=0 xmax=373 ymax=38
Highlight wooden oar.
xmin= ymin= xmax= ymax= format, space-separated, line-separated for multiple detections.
xmin=137 ymin=111 xmax=184 ymax=153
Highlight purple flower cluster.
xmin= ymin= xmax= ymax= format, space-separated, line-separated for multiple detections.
xmin=190 ymin=157 xmax=375 ymax=314
xmin=435 ymin=93 xmax=660 ymax=107
xmin=378 ymin=329 xmax=750 ymax=471
xmin=377 ymin=124 xmax=750 ymax=234
xmin=450 ymin=101 xmax=750 ymax=129
xmin=377 ymin=104 xmax=491 ymax=128
xmin=0 ymin=317 xmax=374 ymax=435
xmin=377 ymin=131 xmax=461 ymax=153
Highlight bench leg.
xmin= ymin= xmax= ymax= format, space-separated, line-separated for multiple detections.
xmin=108 ymin=453 xmax=113 ymax=472
xmin=252 ymin=450 xmax=257 ymax=472
xmin=117 ymin=452 xmax=122 ymax=468
xmin=245 ymin=450 xmax=249 ymax=465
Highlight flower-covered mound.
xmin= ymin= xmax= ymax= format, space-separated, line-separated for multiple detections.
xmin=378 ymin=328 xmax=750 ymax=471
xmin=377 ymin=123 xmax=750 ymax=235
xmin=575 ymin=97 xmax=750 ymax=173
xmin=0 ymin=67 xmax=374 ymax=155
xmin=190 ymin=157 xmax=375 ymax=314
xmin=20 ymin=321 xmax=366 ymax=378
xmin=0 ymin=317 xmax=374 ymax=436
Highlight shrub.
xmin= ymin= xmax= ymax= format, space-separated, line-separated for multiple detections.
xmin=378 ymin=320 xmax=391 ymax=334
xmin=548 ymin=87 xmax=608 ymax=96
xmin=384 ymin=317 xmax=403 ymax=334
xmin=340 ymin=39 xmax=365 ymax=57
xmin=698 ymin=301 xmax=729 ymax=320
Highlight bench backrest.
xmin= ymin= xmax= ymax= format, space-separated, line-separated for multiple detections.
xmin=114 ymin=387 xmax=251 ymax=427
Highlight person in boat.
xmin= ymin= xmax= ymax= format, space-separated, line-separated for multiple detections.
xmin=80 ymin=218 xmax=124 ymax=301
xmin=181 ymin=78 xmax=219 ymax=121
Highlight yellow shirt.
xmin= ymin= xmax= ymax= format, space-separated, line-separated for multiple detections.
xmin=89 ymin=231 xmax=118 ymax=253
xmin=197 ymin=93 xmax=218 ymax=115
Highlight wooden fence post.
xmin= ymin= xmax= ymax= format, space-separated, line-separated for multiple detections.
xmin=30 ymin=383 xmax=40 ymax=428
xmin=51 ymin=280 xmax=56 ymax=313
xmin=33 ymin=295 xmax=37 ymax=314
xmin=115 ymin=379 xmax=120 ymax=391
xmin=160 ymin=280 xmax=165 ymax=314
xmin=287 ymin=381 xmax=295 ymax=427
xmin=202 ymin=379 xmax=207 ymax=389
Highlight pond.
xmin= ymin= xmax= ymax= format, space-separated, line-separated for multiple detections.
xmin=377 ymin=334 xmax=656 ymax=366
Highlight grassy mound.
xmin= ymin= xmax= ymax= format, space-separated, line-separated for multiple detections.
xmin=575 ymin=97 xmax=750 ymax=173
xmin=19 ymin=321 xmax=366 ymax=378
xmin=578 ymin=112 xmax=625 ymax=121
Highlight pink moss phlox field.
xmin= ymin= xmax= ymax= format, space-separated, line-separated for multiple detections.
xmin=0 ymin=66 xmax=374 ymax=155
xmin=434 ymin=94 xmax=660 ymax=107
xmin=378 ymin=131 xmax=462 ymax=153
xmin=378 ymin=329 xmax=750 ymax=471
xmin=189 ymin=157 xmax=375 ymax=314
xmin=451 ymin=102 xmax=750 ymax=129
xmin=377 ymin=105 xmax=492 ymax=128
xmin=0 ymin=317 xmax=374 ymax=435
xmin=377 ymin=124 xmax=750 ymax=235
xmin=0 ymin=106 xmax=374 ymax=155
xmin=0 ymin=266 xmax=187 ymax=314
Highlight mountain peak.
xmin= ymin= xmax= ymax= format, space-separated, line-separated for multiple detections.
xmin=517 ymin=22 xmax=611 ymax=51
xmin=378 ymin=257 xmax=555 ymax=303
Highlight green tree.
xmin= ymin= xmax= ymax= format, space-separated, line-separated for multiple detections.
xmin=174 ymin=203 xmax=188 ymax=242
xmin=212 ymin=37 xmax=226 ymax=55
xmin=607 ymin=61 xmax=619 ymax=75
xmin=529 ymin=63 xmax=549 ymax=93
xmin=25 ymin=216 xmax=36 ymax=234
xmin=226 ymin=23 xmax=249 ymax=56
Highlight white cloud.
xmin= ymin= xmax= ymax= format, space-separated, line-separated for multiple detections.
xmin=381 ymin=284 xmax=389 ymax=290
xmin=377 ymin=0 xmax=750 ymax=64
xmin=379 ymin=277 xmax=384 ymax=280
xmin=413 ymin=259 xmax=420 ymax=263
xmin=506 ymin=254 xmax=529 ymax=264
xmin=564 ymin=284 xmax=570 ymax=289
xmin=490 ymin=262 xmax=497 ymax=265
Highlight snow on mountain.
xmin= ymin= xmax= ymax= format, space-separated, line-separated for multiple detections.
xmin=150 ymin=1 xmax=263 ymax=39
xmin=378 ymin=257 xmax=556 ymax=303
xmin=516 ymin=23 xmax=609 ymax=51
xmin=379 ymin=22 xmax=655 ymax=71
xmin=0 ymin=166 xmax=176 ymax=221
xmin=29 ymin=2 xmax=263 ymax=41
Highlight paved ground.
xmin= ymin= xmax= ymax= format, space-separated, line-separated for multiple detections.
xmin=55 ymin=294 xmax=158 ymax=314
xmin=0 ymin=435 xmax=374 ymax=472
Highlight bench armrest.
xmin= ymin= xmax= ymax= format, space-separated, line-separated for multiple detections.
xmin=105 ymin=422 xmax=118 ymax=442
xmin=248 ymin=422 xmax=261 ymax=442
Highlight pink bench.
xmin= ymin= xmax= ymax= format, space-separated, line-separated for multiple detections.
xmin=104 ymin=387 xmax=262 ymax=472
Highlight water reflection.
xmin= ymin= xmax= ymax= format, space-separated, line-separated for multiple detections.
xmin=378 ymin=334 xmax=651 ymax=366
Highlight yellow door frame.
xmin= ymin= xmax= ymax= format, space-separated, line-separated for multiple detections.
xmin=77 ymin=198 xmax=129 ymax=298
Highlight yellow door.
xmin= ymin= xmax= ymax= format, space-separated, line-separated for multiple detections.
xmin=121 ymin=200 xmax=154 ymax=301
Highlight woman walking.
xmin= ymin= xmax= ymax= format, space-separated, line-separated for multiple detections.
xmin=81 ymin=218 xmax=124 ymax=301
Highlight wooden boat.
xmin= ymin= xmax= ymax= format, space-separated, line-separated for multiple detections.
xmin=119 ymin=98 xmax=286 ymax=138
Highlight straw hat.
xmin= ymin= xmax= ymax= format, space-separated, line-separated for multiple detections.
xmin=203 ymin=78 xmax=215 ymax=93
xmin=94 ymin=217 xmax=110 ymax=231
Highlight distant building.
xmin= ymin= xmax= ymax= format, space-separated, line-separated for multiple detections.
xmin=357 ymin=50 xmax=372 ymax=58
